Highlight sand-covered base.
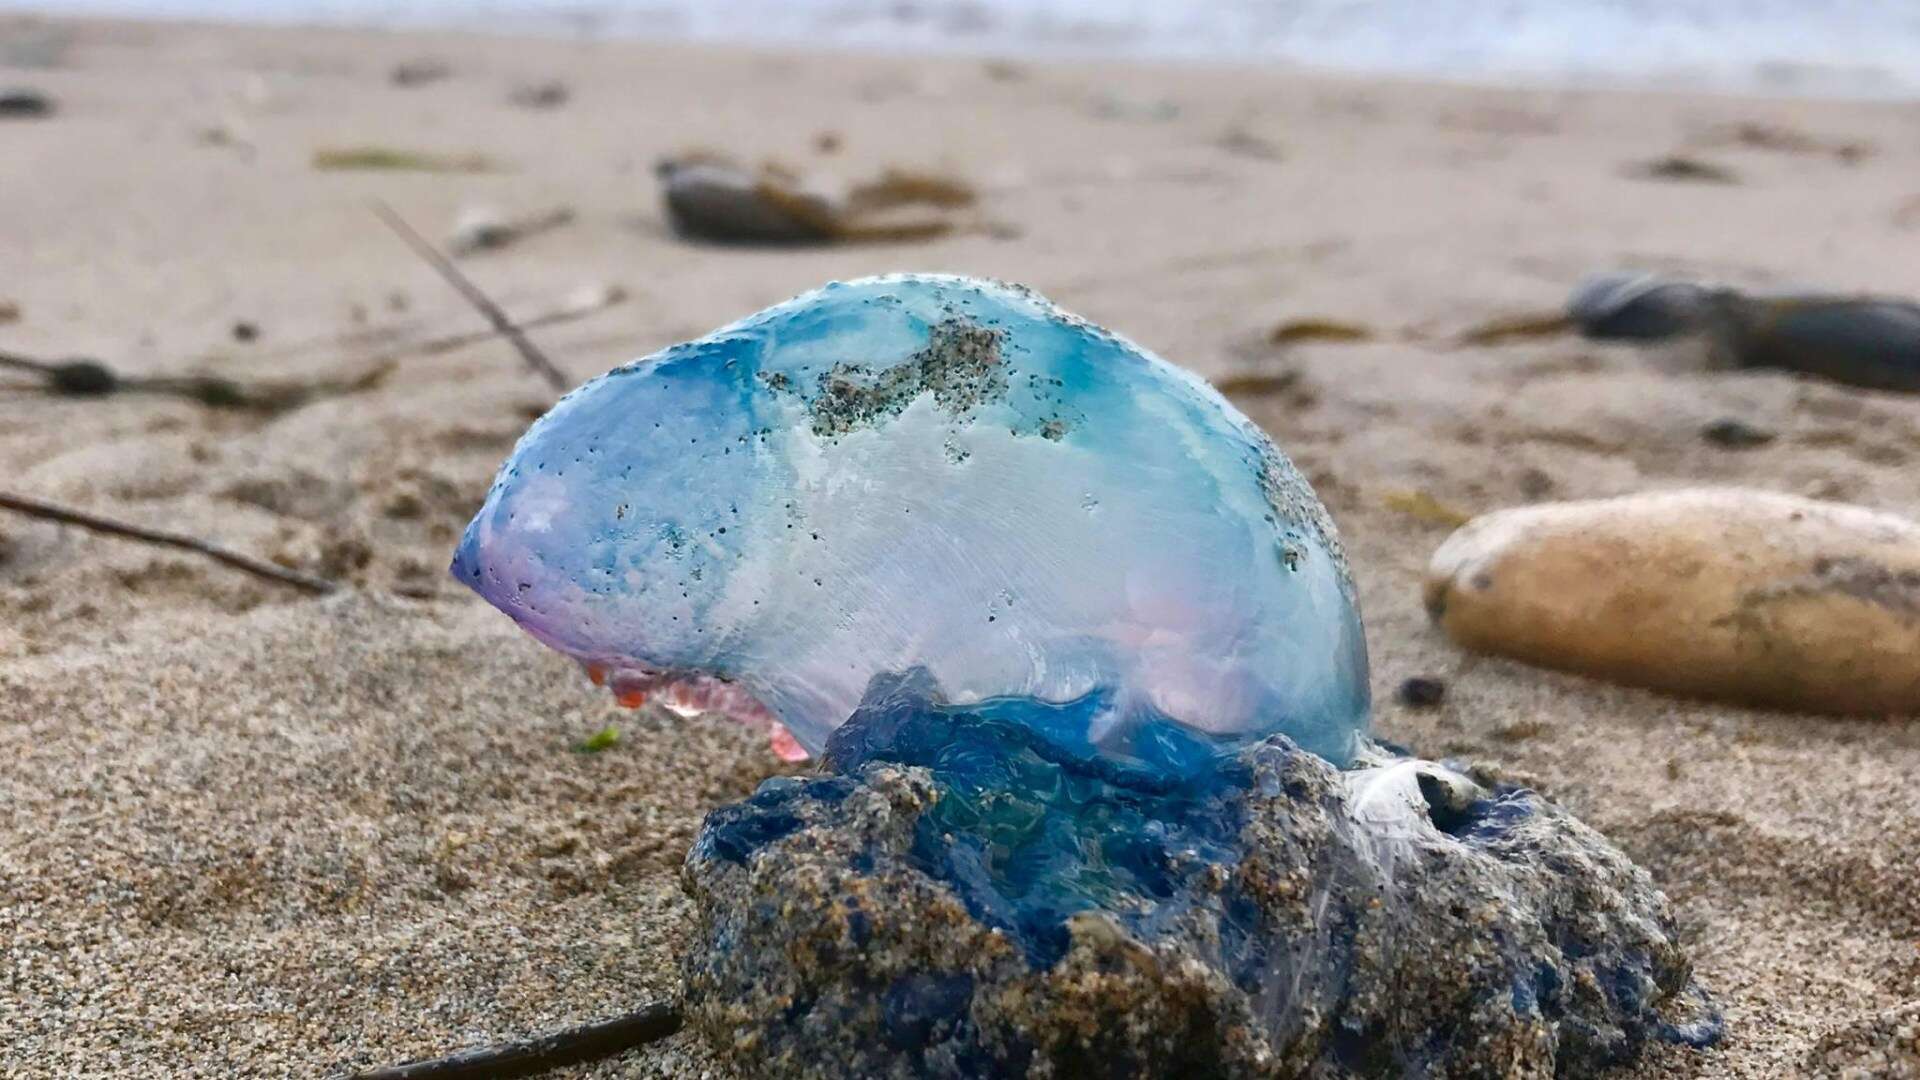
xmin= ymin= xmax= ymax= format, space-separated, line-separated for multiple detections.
xmin=2 ymin=16 xmax=1917 ymax=1077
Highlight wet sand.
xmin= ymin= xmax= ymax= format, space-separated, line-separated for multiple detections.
xmin=2 ymin=15 xmax=1917 ymax=1077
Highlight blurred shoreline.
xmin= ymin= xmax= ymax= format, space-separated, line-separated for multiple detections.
xmin=2 ymin=0 xmax=1918 ymax=101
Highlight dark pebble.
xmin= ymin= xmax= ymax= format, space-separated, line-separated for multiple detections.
xmin=231 ymin=320 xmax=260 ymax=343
xmin=1567 ymin=273 xmax=1712 ymax=341
xmin=508 ymin=80 xmax=569 ymax=109
xmin=390 ymin=59 xmax=450 ymax=87
xmin=49 ymin=359 xmax=118 ymax=396
xmin=1721 ymin=295 xmax=1920 ymax=394
xmin=1700 ymin=417 xmax=1775 ymax=449
xmin=0 ymin=89 xmax=54 ymax=119
xmin=1517 ymin=467 xmax=1555 ymax=499
xmin=1396 ymin=676 xmax=1447 ymax=709
xmin=1630 ymin=155 xmax=1738 ymax=184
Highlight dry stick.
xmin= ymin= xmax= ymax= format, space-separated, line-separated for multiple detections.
xmin=5 ymin=347 xmax=388 ymax=409
xmin=370 ymin=201 xmax=572 ymax=392
xmin=244 ymin=289 xmax=623 ymax=367
xmin=407 ymin=294 xmax=623 ymax=358
xmin=0 ymin=350 xmax=57 ymax=376
xmin=345 ymin=1000 xmax=682 ymax=1080
xmin=0 ymin=490 xmax=338 ymax=595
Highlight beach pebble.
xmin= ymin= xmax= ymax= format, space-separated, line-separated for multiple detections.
xmin=48 ymin=359 xmax=119 ymax=396
xmin=1567 ymin=271 xmax=1712 ymax=341
xmin=508 ymin=80 xmax=568 ymax=109
xmin=1567 ymin=271 xmax=1920 ymax=393
xmin=447 ymin=204 xmax=574 ymax=256
xmin=0 ymin=88 xmax=53 ymax=118
xmin=1700 ymin=416 xmax=1775 ymax=448
xmin=1425 ymin=489 xmax=1920 ymax=715
xmin=390 ymin=58 xmax=450 ymax=87
xmin=655 ymin=158 xmax=836 ymax=244
xmin=1396 ymin=676 xmax=1447 ymax=709
xmin=1718 ymin=294 xmax=1920 ymax=394
xmin=1628 ymin=154 xmax=1738 ymax=184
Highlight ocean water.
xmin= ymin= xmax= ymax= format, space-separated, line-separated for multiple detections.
xmin=7 ymin=0 xmax=1918 ymax=99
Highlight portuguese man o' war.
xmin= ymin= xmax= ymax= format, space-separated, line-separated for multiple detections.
xmin=451 ymin=274 xmax=1721 ymax=1075
xmin=452 ymin=274 xmax=1369 ymax=766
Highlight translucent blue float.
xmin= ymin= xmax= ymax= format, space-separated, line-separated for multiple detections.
xmin=453 ymin=274 xmax=1369 ymax=767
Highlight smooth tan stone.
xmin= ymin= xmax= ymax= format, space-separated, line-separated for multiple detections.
xmin=1425 ymin=489 xmax=1920 ymax=714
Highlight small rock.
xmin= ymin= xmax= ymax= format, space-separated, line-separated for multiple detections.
xmin=654 ymin=155 xmax=978 ymax=246
xmin=231 ymin=320 xmax=260 ymax=344
xmin=1716 ymin=293 xmax=1920 ymax=394
xmin=1517 ymin=467 xmax=1556 ymax=499
xmin=1700 ymin=417 xmax=1775 ymax=448
xmin=380 ymin=490 xmax=423 ymax=520
xmin=445 ymin=203 xmax=510 ymax=251
xmin=1568 ymin=272 xmax=1920 ymax=393
xmin=1426 ymin=489 xmax=1920 ymax=714
xmin=1396 ymin=676 xmax=1447 ymax=708
xmin=562 ymin=281 xmax=627 ymax=311
xmin=390 ymin=58 xmax=450 ymax=87
xmin=981 ymin=59 xmax=1027 ymax=82
xmin=1627 ymin=154 xmax=1739 ymax=184
xmin=0 ymin=299 xmax=18 ymax=324
xmin=508 ymin=80 xmax=569 ymax=109
xmin=1217 ymin=125 xmax=1283 ymax=161
xmin=0 ymin=88 xmax=53 ymax=119
xmin=48 ymin=359 xmax=118 ymax=396
xmin=1567 ymin=272 xmax=1714 ymax=341
xmin=684 ymin=689 xmax=1721 ymax=1078
xmin=447 ymin=205 xmax=575 ymax=256
xmin=657 ymin=157 xmax=838 ymax=244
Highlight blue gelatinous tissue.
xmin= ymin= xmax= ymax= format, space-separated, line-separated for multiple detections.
xmin=453 ymin=274 xmax=1369 ymax=765
xmin=820 ymin=669 xmax=1258 ymax=970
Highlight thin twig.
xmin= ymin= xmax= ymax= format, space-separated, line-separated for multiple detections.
xmin=0 ymin=490 xmax=338 ymax=594
xmin=0 ymin=350 xmax=58 ymax=376
xmin=2 ymin=347 xmax=398 ymax=412
xmin=371 ymin=200 xmax=572 ymax=392
xmin=407 ymin=292 xmax=624 ymax=358
xmin=233 ymin=286 xmax=618 ymax=366
xmin=344 ymin=1000 xmax=682 ymax=1080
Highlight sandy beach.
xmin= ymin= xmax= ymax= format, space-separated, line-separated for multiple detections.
xmin=3 ymin=14 xmax=1918 ymax=1077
